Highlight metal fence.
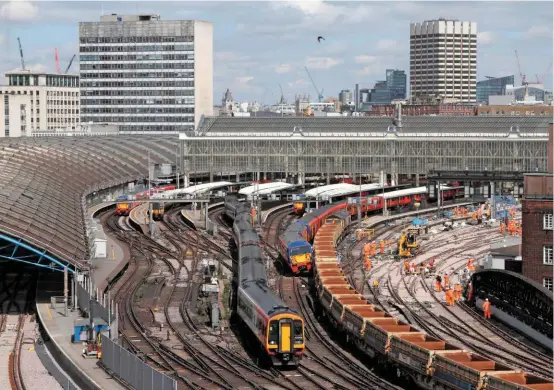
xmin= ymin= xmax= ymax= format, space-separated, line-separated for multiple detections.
xmin=76 ymin=281 xmax=116 ymax=325
xmin=101 ymin=335 xmax=177 ymax=390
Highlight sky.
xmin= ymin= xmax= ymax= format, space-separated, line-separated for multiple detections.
xmin=0 ymin=0 xmax=552 ymax=104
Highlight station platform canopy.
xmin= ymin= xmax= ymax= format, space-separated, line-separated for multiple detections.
xmin=157 ymin=181 xmax=233 ymax=199
xmin=239 ymin=182 xmax=294 ymax=196
xmin=304 ymin=183 xmax=388 ymax=199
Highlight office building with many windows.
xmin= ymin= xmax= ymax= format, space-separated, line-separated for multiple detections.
xmin=79 ymin=14 xmax=213 ymax=133
xmin=367 ymin=69 xmax=407 ymax=104
xmin=0 ymin=71 xmax=80 ymax=137
xmin=476 ymin=75 xmax=515 ymax=103
xmin=410 ymin=19 xmax=477 ymax=103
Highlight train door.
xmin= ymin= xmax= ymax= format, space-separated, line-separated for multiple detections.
xmin=280 ymin=320 xmax=292 ymax=352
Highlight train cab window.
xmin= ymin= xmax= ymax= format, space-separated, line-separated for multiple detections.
xmin=294 ymin=320 xmax=303 ymax=343
xmin=268 ymin=320 xmax=279 ymax=345
xmin=407 ymin=234 xmax=416 ymax=244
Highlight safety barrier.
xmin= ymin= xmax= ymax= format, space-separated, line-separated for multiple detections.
xmin=100 ymin=335 xmax=177 ymax=390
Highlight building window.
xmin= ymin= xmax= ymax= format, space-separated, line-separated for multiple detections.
xmin=544 ymin=246 xmax=553 ymax=265
xmin=544 ymin=214 xmax=553 ymax=230
xmin=544 ymin=277 xmax=553 ymax=291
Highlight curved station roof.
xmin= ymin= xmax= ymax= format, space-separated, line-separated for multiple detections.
xmin=0 ymin=136 xmax=179 ymax=268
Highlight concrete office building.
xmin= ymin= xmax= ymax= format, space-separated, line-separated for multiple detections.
xmin=79 ymin=14 xmax=213 ymax=133
xmin=410 ymin=19 xmax=477 ymax=103
xmin=0 ymin=71 xmax=80 ymax=137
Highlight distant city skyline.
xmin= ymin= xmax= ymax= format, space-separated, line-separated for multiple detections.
xmin=0 ymin=1 xmax=552 ymax=103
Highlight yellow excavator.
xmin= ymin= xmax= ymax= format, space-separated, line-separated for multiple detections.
xmin=397 ymin=232 xmax=419 ymax=258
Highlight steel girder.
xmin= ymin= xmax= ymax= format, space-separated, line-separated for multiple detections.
xmin=0 ymin=233 xmax=76 ymax=273
xmin=181 ymin=138 xmax=548 ymax=175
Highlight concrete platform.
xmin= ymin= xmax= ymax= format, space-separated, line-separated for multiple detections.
xmin=262 ymin=202 xmax=292 ymax=223
xmin=182 ymin=202 xmax=223 ymax=229
xmin=36 ymin=303 xmax=124 ymax=390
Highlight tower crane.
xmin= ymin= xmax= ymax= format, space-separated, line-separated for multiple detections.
xmin=17 ymin=37 xmax=26 ymax=71
xmin=535 ymin=60 xmax=553 ymax=84
xmin=304 ymin=66 xmax=324 ymax=103
xmin=55 ymin=48 xmax=60 ymax=74
xmin=65 ymin=54 xmax=76 ymax=74
xmin=279 ymin=83 xmax=286 ymax=104
xmin=514 ymin=50 xmax=527 ymax=86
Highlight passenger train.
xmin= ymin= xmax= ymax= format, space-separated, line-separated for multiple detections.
xmin=225 ymin=194 xmax=305 ymax=366
xmin=280 ymin=186 xmax=425 ymax=274
xmin=311 ymin=209 xmax=553 ymax=390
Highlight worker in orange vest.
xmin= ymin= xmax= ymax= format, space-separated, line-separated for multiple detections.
xmin=429 ymin=258 xmax=435 ymax=269
xmin=445 ymin=288 xmax=456 ymax=306
xmin=379 ymin=240 xmax=385 ymax=254
xmin=443 ymin=273 xmax=450 ymax=289
xmin=404 ymin=260 xmax=410 ymax=274
xmin=500 ymin=222 xmax=505 ymax=234
xmin=483 ymin=298 xmax=491 ymax=319
xmin=435 ymin=275 xmax=442 ymax=292
xmin=364 ymin=258 xmax=371 ymax=272
xmin=410 ymin=262 xmax=416 ymax=274
xmin=467 ymin=282 xmax=473 ymax=301
xmin=250 ymin=207 xmax=257 ymax=224
xmin=370 ymin=241 xmax=377 ymax=256
xmin=454 ymin=283 xmax=462 ymax=301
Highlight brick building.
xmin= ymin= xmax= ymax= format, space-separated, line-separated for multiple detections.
xmin=366 ymin=103 xmax=475 ymax=116
xmin=475 ymin=105 xmax=554 ymax=117
xmin=521 ymin=123 xmax=553 ymax=289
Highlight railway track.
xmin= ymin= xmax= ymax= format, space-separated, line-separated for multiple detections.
xmin=356 ymin=221 xmax=553 ymax=379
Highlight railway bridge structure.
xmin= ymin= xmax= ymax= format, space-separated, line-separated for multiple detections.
xmin=0 ymin=115 xmax=550 ymax=275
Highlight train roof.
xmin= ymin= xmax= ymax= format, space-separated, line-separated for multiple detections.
xmin=239 ymin=182 xmax=294 ymax=195
xmin=240 ymin=280 xmax=297 ymax=316
xmin=329 ymin=209 xmax=350 ymax=220
xmin=304 ymin=183 xmax=389 ymax=198
xmin=375 ymin=186 xmax=428 ymax=199
xmin=280 ymin=229 xmax=309 ymax=246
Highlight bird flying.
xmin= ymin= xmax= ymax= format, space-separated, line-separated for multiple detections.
xmin=317 ymin=36 xmax=325 ymax=43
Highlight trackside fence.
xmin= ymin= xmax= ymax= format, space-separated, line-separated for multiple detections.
xmin=100 ymin=335 xmax=177 ymax=390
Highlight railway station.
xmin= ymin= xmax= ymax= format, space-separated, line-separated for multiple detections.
xmin=0 ymin=115 xmax=551 ymax=390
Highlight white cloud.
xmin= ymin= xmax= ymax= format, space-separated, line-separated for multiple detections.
xmin=272 ymin=0 xmax=374 ymax=26
xmin=524 ymin=25 xmax=551 ymax=39
xmin=287 ymin=79 xmax=308 ymax=88
xmin=376 ymin=39 xmax=400 ymax=52
xmin=353 ymin=66 xmax=373 ymax=76
xmin=236 ymin=76 xmax=254 ymax=84
xmin=477 ymin=31 xmax=496 ymax=45
xmin=306 ymin=56 xmax=343 ymax=70
xmin=0 ymin=1 xmax=38 ymax=21
xmin=275 ymin=63 xmax=292 ymax=74
xmin=354 ymin=55 xmax=377 ymax=64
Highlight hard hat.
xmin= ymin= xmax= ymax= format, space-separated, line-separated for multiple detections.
xmin=485 ymin=298 xmax=489 ymax=301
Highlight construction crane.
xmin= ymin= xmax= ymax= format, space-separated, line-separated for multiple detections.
xmin=304 ymin=66 xmax=324 ymax=103
xmin=65 ymin=54 xmax=76 ymax=74
xmin=514 ymin=50 xmax=527 ymax=86
xmin=17 ymin=37 xmax=25 ymax=71
xmin=279 ymin=83 xmax=286 ymax=104
xmin=55 ymin=48 xmax=60 ymax=74
xmin=535 ymin=60 xmax=553 ymax=84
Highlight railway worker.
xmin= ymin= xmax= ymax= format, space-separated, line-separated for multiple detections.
xmin=403 ymin=260 xmax=410 ymax=274
xmin=357 ymin=229 xmax=363 ymax=241
xmin=365 ymin=258 xmax=372 ymax=272
xmin=364 ymin=243 xmax=371 ymax=258
xmin=429 ymin=258 xmax=435 ymax=269
xmin=483 ymin=298 xmax=492 ymax=319
xmin=500 ymin=222 xmax=505 ymax=234
xmin=410 ymin=262 xmax=416 ymax=274
xmin=379 ymin=240 xmax=385 ymax=254
xmin=373 ymin=279 xmax=379 ymax=289
xmin=435 ymin=275 xmax=442 ymax=292
xmin=443 ymin=273 xmax=450 ymax=289
xmin=370 ymin=241 xmax=377 ymax=257
xmin=454 ymin=283 xmax=462 ymax=301
xmin=445 ymin=288 xmax=456 ymax=306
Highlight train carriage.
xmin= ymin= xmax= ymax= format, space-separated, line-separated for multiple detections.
xmin=225 ymin=193 xmax=305 ymax=367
